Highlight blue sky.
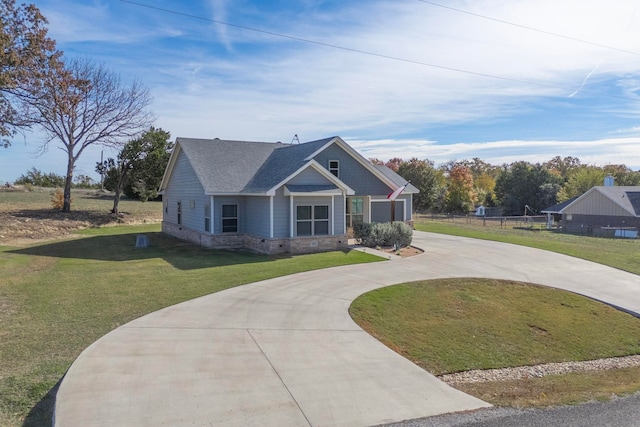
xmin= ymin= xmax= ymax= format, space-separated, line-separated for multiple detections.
xmin=3 ymin=0 xmax=640 ymax=183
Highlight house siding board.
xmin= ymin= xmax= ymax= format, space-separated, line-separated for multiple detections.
xmin=312 ymin=144 xmax=391 ymax=196
xmin=288 ymin=167 xmax=333 ymax=185
xmin=371 ymin=200 xmax=405 ymax=223
xmin=565 ymin=190 xmax=631 ymax=217
xmin=164 ymin=151 xmax=206 ymax=230
xmin=245 ymin=196 xmax=271 ymax=237
xmin=398 ymin=194 xmax=412 ymax=220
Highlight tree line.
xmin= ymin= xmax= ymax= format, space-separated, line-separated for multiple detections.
xmin=372 ymin=156 xmax=640 ymax=215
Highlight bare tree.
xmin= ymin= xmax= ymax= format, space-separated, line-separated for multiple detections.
xmin=28 ymin=57 xmax=154 ymax=212
xmin=0 ymin=0 xmax=63 ymax=147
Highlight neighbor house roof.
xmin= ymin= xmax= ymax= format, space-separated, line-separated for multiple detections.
xmin=541 ymin=196 xmax=579 ymax=214
xmin=373 ymin=165 xmax=420 ymax=194
xmin=159 ymin=136 xmax=411 ymax=196
xmin=542 ymin=186 xmax=640 ymax=217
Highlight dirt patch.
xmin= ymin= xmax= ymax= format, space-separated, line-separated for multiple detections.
xmin=0 ymin=208 xmax=161 ymax=246
xmin=380 ymin=245 xmax=423 ymax=257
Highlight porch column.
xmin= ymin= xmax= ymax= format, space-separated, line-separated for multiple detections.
xmin=289 ymin=195 xmax=294 ymax=237
xmin=331 ymin=195 xmax=335 ymax=235
xmin=343 ymin=193 xmax=347 ymax=234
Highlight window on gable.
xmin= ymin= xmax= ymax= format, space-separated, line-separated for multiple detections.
xmin=328 ymin=160 xmax=339 ymax=177
xmin=222 ymin=204 xmax=238 ymax=233
xmin=296 ymin=205 xmax=329 ymax=236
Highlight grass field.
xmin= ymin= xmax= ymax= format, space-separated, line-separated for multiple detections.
xmin=414 ymin=216 xmax=640 ymax=275
xmin=4 ymin=194 xmax=640 ymax=422
xmin=350 ymin=278 xmax=640 ymax=407
xmin=0 ymin=221 xmax=381 ymax=426
xmin=0 ymin=186 xmax=161 ymax=215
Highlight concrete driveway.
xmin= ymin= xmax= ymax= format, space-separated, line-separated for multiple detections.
xmin=53 ymin=231 xmax=640 ymax=426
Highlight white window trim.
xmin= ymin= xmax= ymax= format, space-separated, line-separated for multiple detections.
xmin=221 ymin=204 xmax=238 ymax=233
xmin=295 ymin=204 xmax=330 ymax=236
xmin=328 ymin=160 xmax=339 ymax=178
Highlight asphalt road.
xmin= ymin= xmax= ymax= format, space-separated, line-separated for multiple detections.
xmin=386 ymin=391 xmax=640 ymax=427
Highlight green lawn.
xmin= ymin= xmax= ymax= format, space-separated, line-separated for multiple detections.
xmin=350 ymin=278 xmax=640 ymax=407
xmin=414 ymin=218 xmax=640 ymax=275
xmin=0 ymin=225 xmax=381 ymax=426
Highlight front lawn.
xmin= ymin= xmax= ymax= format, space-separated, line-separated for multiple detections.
xmin=350 ymin=278 xmax=640 ymax=407
xmin=0 ymin=225 xmax=381 ymax=426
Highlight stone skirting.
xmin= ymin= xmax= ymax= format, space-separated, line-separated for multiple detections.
xmin=162 ymin=222 xmax=348 ymax=254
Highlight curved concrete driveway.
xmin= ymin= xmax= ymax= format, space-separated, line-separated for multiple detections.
xmin=54 ymin=232 xmax=640 ymax=426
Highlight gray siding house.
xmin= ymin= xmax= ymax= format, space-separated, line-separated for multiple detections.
xmin=542 ymin=186 xmax=640 ymax=237
xmin=159 ymin=136 xmax=418 ymax=254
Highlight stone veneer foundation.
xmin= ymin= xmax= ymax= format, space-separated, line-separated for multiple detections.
xmin=162 ymin=222 xmax=348 ymax=254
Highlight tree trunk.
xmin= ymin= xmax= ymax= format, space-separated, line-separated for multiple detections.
xmin=63 ymin=157 xmax=74 ymax=212
xmin=111 ymin=188 xmax=122 ymax=214
xmin=111 ymin=164 xmax=128 ymax=214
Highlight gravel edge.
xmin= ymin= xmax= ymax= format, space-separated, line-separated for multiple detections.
xmin=438 ymin=355 xmax=640 ymax=384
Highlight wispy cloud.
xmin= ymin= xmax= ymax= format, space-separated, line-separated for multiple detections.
xmin=4 ymin=0 xmax=640 ymax=183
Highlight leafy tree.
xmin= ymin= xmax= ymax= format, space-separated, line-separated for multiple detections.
xmin=604 ymin=164 xmax=640 ymax=186
xmin=124 ymin=127 xmax=172 ymax=201
xmin=543 ymin=156 xmax=581 ymax=181
xmin=385 ymin=157 xmax=403 ymax=172
xmin=397 ymin=158 xmax=444 ymax=212
xmin=538 ymin=182 xmax=562 ymax=210
xmin=495 ymin=162 xmax=562 ymax=214
xmin=446 ymin=158 xmax=500 ymax=180
xmin=73 ymin=174 xmax=97 ymax=189
xmin=557 ymin=166 xmax=605 ymax=201
xmin=474 ymin=173 xmax=496 ymax=206
xmin=14 ymin=167 xmax=64 ymax=187
xmin=27 ymin=57 xmax=153 ymax=212
xmin=97 ymin=127 xmax=172 ymax=213
xmin=445 ymin=165 xmax=476 ymax=213
xmin=0 ymin=0 xmax=63 ymax=147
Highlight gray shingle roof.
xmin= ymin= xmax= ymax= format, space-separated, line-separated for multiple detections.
xmin=543 ymin=186 xmax=640 ymax=216
xmin=596 ymin=186 xmax=640 ymax=216
xmin=541 ymin=196 xmax=579 ymax=214
xmin=170 ymin=136 xmax=418 ymax=196
xmin=176 ymin=138 xmax=279 ymax=193
xmin=373 ymin=165 xmax=420 ymax=193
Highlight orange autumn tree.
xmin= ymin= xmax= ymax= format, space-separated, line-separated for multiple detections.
xmin=445 ymin=165 xmax=476 ymax=213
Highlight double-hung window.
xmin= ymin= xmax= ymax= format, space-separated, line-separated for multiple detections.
xmin=222 ymin=204 xmax=238 ymax=233
xmin=328 ymin=160 xmax=339 ymax=177
xmin=296 ymin=205 xmax=329 ymax=236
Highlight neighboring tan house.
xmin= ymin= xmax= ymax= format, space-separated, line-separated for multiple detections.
xmin=158 ymin=136 xmax=419 ymax=254
xmin=542 ymin=184 xmax=640 ymax=237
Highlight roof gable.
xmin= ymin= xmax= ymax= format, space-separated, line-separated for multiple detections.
xmin=160 ymin=136 xmax=416 ymax=197
xmin=552 ymin=186 xmax=640 ymax=217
